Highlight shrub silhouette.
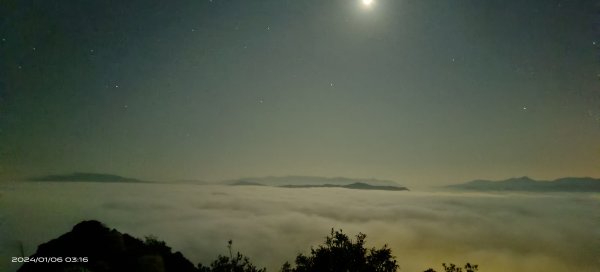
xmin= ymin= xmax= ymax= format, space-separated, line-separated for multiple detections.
xmin=423 ymin=262 xmax=479 ymax=272
xmin=198 ymin=240 xmax=266 ymax=272
xmin=280 ymin=229 xmax=399 ymax=272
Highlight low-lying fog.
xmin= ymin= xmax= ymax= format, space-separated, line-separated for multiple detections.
xmin=0 ymin=182 xmax=598 ymax=272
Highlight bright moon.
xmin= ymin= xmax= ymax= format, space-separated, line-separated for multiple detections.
xmin=362 ymin=0 xmax=374 ymax=6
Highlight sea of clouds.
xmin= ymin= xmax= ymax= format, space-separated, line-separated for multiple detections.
xmin=0 ymin=182 xmax=598 ymax=272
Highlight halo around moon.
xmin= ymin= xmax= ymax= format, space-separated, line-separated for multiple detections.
xmin=362 ymin=0 xmax=374 ymax=6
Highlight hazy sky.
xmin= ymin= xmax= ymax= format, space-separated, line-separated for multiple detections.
xmin=1 ymin=0 xmax=599 ymax=185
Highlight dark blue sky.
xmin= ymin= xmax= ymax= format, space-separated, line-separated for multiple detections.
xmin=1 ymin=0 xmax=599 ymax=186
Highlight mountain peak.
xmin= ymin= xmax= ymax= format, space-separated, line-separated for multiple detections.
xmin=447 ymin=176 xmax=600 ymax=192
xmin=506 ymin=176 xmax=535 ymax=182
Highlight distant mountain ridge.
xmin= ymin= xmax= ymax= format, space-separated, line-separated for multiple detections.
xmin=29 ymin=172 xmax=146 ymax=183
xmin=223 ymin=176 xmax=408 ymax=191
xmin=447 ymin=176 xmax=600 ymax=192
xmin=225 ymin=176 xmax=401 ymax=187
xmin=281 ymin=182 xmax=408 ymax=191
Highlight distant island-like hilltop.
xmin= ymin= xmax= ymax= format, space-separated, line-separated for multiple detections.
xmin=226 ymin=176 xmax=409 ymax=191
xmin=446 ymin=176 xmax=600 ymax=192
xmin=280 ymin=182 xmax=408 ymax=191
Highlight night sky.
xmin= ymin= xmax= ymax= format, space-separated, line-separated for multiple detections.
xmin=1 ymin=0 xmax=599 ymax=187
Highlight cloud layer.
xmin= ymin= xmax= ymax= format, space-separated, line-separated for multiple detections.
xmin=1 ymin=182 xmax=598 ymax=272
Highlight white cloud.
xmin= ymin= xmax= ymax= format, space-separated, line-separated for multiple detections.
xmin=0 ymin=182 xmax=598 ymax=272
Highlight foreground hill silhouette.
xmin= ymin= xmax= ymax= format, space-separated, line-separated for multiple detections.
xmin=18 ymin=220 xmax=197 ymax=272
xmin=18 ymin=220 xmax=477 ymax=272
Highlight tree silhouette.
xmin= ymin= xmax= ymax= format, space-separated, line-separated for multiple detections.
xmin=280 ymin=229 xmax=399 ymax=272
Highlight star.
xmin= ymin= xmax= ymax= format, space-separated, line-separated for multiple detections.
xmin=266 ymin=26 xmax=270 ymax=31
xmin=522 ymin=106 xmax=528 ymax=110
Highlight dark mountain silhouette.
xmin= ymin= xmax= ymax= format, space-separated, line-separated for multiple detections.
xmin=18 ymin=220 xmax=197 ymax=272
xmin=281 ymin=182 xmax=408 ymax=191
xmin=29 ymin=172 xmax=146 ymax=183
xmin=447 ymin=176 xmax=600 ymax=192
xmin=226 ymin=175 xmax=402 ymax=187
